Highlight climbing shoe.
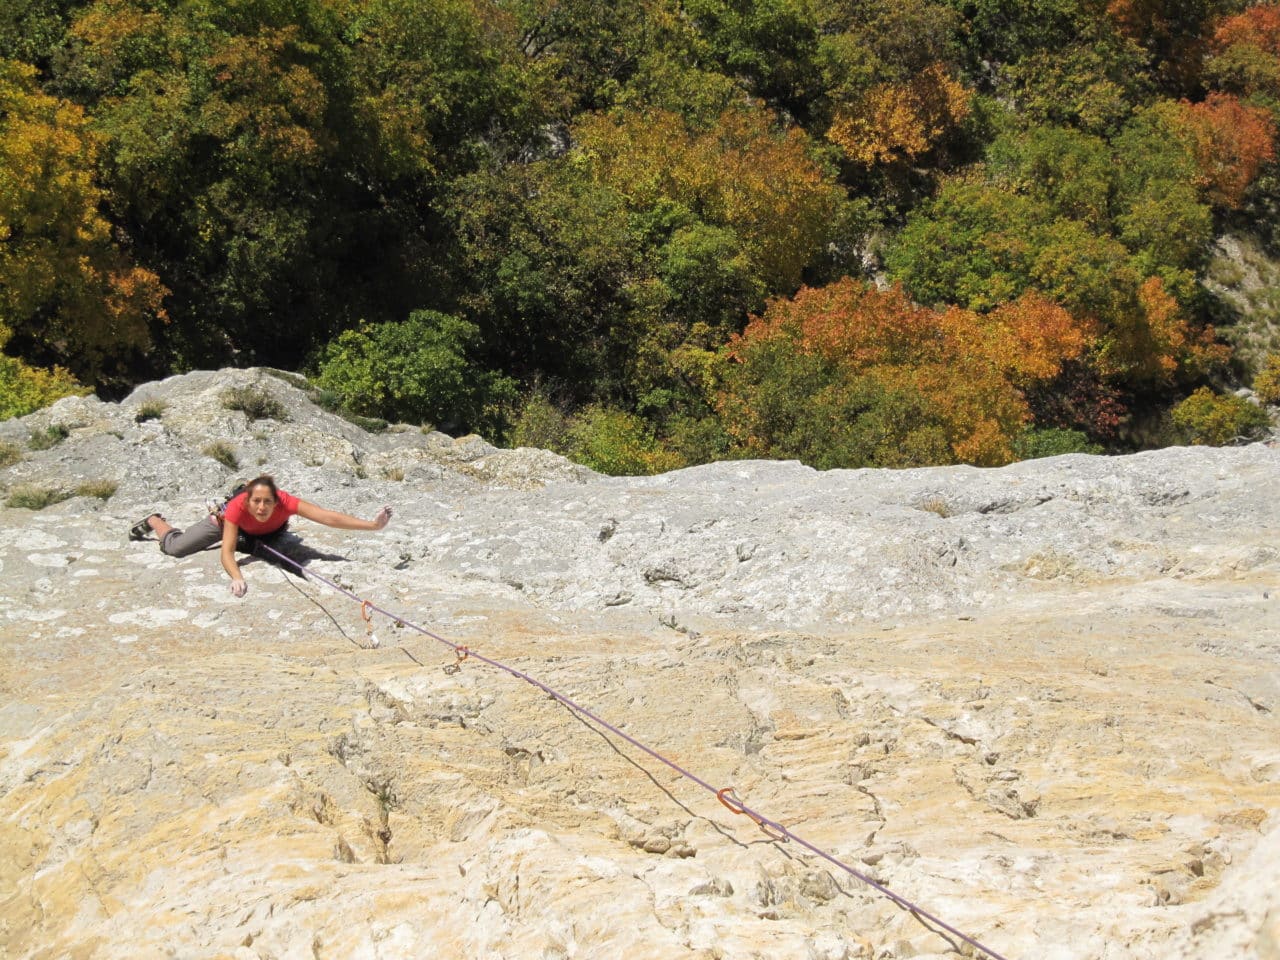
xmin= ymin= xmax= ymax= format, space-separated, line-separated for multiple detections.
xmin=129 ymin=514 xmax=161 ymax=541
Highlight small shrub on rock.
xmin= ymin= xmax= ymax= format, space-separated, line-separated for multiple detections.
xmin=510 ymin=389 xmax=571 ymax=452
xmin=1012 ymin=428 xmax=1103 ymax=460
xmin=28 ymin=424 xmax=69 ymax=450
xmin=223 ymin=386 xmax=288 ymax=422
xmin=1169 ymin=387 xmax=1271 ymax=446
xmin=344 ymin=411 xmax=389 ymax=432
xmin=0 ymin=441 xmax=21 ymax=468
xmin=0 ymin=354 xmax=87 ymax=420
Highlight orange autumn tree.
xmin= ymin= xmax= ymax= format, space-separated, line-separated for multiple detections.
xmin=1176 ymin=93 xmax=1276 ymax=208
xmin=1208 ymin=3 xmax=1280 ymax=98
xmin=717 ymin=279 xmax=1092 ymax=468
xmin=1213 ymin=2 xmax=1280 ymax=54
xmin=1101 ymin=275 xmax=1229 ymax=382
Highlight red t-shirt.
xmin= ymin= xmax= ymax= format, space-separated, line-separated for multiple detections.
xmin=223 ymin=489 xmax=300 ymax=536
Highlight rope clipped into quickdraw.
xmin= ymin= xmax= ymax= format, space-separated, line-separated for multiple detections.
xmin=255 ymin=541 xmax=1013 ymax=960
xmin=360 ymin=600 xmax=379 ymax=648
xmin=717 ymin=787 xmax=789 ymax=842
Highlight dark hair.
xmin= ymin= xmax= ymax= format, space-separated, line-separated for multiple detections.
xmin=245 ymin=475 xmax=279 ymax=501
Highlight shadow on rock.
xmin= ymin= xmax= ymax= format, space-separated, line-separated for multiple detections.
xmin=243 ymin=532 xmax=349 ymax=571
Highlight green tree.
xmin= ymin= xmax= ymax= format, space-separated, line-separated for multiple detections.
xmin=313 ymin=310 xmax=516 ymax=434
xmin=941 ymin=0 xmax=1097 ymax=69
xmin=885 ymin=118 xmax=1227 ymax=390
xmin=506 ymin=0 xmax=669 ymax=113
xmin=62 ymin=0 xmax=358 ymax=368
xmin=998 ymin=39 xmax=1150 ymax=136
xmin=453 ymin=102 xmax=854 ymax=414
xmin=345 ymin=0 xmax=553 ymax=185
xmin=682 ymin=0 xmax=823 ymax=120
xmin=574 ymin=105 xmax=847 ymax=291
xmin=563 ymin=404 xmax=682 ymax=475
xmin=985 ymin=124 xmax=1114 ymax=225
xmin=56 ymin=0 xmax=547 ymax=374
xmin=0 ymin=0 xmax=86 ymax=71
xmin=882 ymin=176 xmax=1044 ymax=311
xmin=451 ymin=159 xmax=644 ymax=395
xmin=717 ymin=337 xmax=953 ymax=469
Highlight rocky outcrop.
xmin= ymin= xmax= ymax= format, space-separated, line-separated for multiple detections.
xmin=1 ymin=368 xmax=1278 ymax=960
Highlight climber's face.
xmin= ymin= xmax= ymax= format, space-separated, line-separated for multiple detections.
xmin=246 ymin=485 xmax=277 ymax=523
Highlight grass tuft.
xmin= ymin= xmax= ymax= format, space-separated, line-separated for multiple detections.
xmin=204 ymin=440 xmax=239 ymax=470
xmin=135 ymin=399 xmax=167 ymax=422
xmin=0 ymin=441 xmax=21 ymax=468
xmin=919 ymin=497 xmax=952 ymax=518
xmin=28 ymin=425 xmax=69 ymax=450
xmin=76 ymin=479 xmax=118 ymax=500
xmin=6 ymin=484 xmax=72 ymax=510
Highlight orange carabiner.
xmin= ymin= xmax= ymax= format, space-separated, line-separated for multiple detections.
xmin=717 ymin=786 xmax=745 ymax=814
xmin=716 ymin=786 xmax=789 ymax=842
xmin=444 ymin=645 xmax=470 ymax=675
xmin=360 ymin=600 xmax=374 ymax=623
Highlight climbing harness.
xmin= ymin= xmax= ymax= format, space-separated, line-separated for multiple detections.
xmin=255 ymin=541 xmax=1013 ymax=960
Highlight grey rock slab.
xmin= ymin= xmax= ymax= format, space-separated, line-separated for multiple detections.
xmin=1 ymin=369 xmax=1279 ymax=960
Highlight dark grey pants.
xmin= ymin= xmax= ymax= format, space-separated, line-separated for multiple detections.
xmin=160 ymin=515 xmax=222 ymax=557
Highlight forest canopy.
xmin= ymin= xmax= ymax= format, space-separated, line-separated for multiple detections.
xmin=3 ymin=0 xmax=1280 ymax=467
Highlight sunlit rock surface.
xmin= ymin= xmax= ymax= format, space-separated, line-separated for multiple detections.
xmin=1 ymin=369 xmax=1278 ymax=960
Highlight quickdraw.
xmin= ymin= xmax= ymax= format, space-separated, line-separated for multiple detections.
xmin=717 ymin=787 xmax=789 ymax=842
xmin=443 ymin=645 xmax=470 ymax=676
xmin=360 ymin=600 xmax=379 ymax=648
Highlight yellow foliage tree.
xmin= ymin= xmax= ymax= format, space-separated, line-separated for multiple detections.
xmin=0 ymin=321 xmax=87 ymax=419
xmin=0 ymin=59 xmax=166 ymax=382
xmin=827 ymin=62 xmax=972 ymax=168
xmin=1253 ymin=351 xmax=1280 ymax=404
xmin=573 ymin=106 xmax=843 ymax=290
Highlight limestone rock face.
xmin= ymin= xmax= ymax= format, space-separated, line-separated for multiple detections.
xmin=1 ymin=368 xmax=1278 ymax=960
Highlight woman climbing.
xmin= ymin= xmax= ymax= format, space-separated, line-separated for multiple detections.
xmin=129 ymin=474 xmax=392 ymax=597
